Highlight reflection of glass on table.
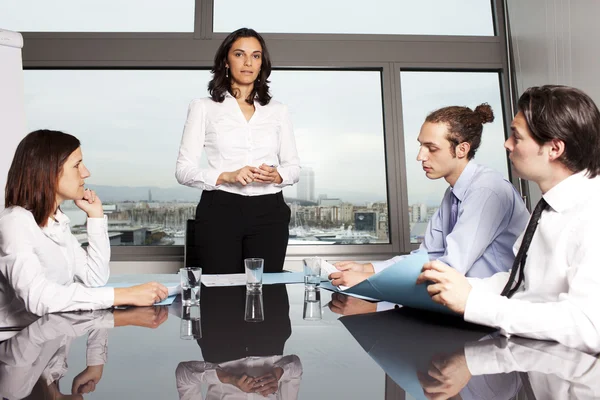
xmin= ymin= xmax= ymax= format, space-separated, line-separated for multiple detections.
xmin=303 ymin=287 xmax=322 ymax=321
xmin=245 ymin=291 xmax=264 ymax=323
xmin=180 ymin=304 xmax=202 ymax=340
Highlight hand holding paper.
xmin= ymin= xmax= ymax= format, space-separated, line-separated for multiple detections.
xmin=320 ymin=260 xmax=350 ymax=290
xmin=322 ymin=250 xmax=455 ymax=315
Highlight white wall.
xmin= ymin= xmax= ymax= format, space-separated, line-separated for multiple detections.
xmin=507 ymin=0 xmax=600 ymax=203
xmin=0 ymin=29 xmax=26 ymax=211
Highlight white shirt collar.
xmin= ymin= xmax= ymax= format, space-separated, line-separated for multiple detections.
xmin=543 ymin=170 xmax=600 ymax=213
xmin=224 ymin=91 xmax=259 ymax=105
xmin=41 ymin=209 xmax=72 ymax=246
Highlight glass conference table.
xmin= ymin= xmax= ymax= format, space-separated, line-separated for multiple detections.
xmin=1 ymin=281 xmax=599 ymax=400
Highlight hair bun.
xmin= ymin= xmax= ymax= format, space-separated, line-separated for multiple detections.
xmin=474 ymin=103 xmax=495 ymax=124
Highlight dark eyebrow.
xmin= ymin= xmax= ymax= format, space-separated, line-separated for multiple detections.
xmin=232 ymin=49 xmax=262 ymax=54
xmin=418 ymin=141 xmax=439 ymax=147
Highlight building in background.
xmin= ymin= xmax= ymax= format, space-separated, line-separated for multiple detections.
xmin=297 ymin=167 xmax=315 ymax=202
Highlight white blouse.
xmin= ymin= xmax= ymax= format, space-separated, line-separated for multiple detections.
xmin=0 ymin=206 xmax=114 ymax=320
xmin=0 ymin=311 xmax=113 ymax=399
xmin=176 ymin=94 xmax=301 ymax=196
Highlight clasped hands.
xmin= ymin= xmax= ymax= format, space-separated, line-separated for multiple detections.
xmin=220 ymin=164 xmax=282 ymax=186
xmin=218 ymin=367 xmax=284 ymax=397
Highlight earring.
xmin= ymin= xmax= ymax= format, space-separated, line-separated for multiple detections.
xmin=226 ymin=67 xmax=229 ymax=78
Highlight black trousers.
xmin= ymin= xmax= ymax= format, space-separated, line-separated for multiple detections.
xmin=194 ymin=190 xmax=291 ymax=274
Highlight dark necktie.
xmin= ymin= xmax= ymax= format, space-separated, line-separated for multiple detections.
xmin=449 ymin=191 xmax=459 ymax=232
xmin=501 ymin=198 xmax=549 ymax=298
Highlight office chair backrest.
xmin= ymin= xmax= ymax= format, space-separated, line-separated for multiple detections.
xmin=184 ymin=219 xmax=200 ymax=268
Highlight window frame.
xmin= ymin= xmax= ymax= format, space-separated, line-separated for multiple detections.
xmin=15 ymin=0 xmax=520 ymax=262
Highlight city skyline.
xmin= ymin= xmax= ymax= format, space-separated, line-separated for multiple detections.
xmin=22 ymin=71 xmax=510 ymax=212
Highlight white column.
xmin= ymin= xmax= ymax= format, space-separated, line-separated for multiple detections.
xmin=0 ymin=29 xmax=26 ymax=211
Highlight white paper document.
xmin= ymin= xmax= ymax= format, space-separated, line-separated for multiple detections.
xmin=321 ymin=259 xmax=349 ymax=290
xmin=201 ymin=274 xmax=247 ymax=287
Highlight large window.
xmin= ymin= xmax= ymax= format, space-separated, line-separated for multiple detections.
xmin=24 ymin=70 xmax=207 ymax=246
xmin=24 ymin=69 xmax=389 ymax=247
xmin=214 ymin=0 xmax=495 ymax=36
xmin=8 ymin=0 xmax=513 ymax=260
xmin=272 ymin=70 xmax=389 ymax=246
xmin=0 ymin=0 xmax=195 ymax=32
xmin=400 ymin=71 xmax=509 ymax=244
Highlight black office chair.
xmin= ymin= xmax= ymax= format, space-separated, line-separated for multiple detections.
xmin=184 ymin=219 xmax=200 ymax=268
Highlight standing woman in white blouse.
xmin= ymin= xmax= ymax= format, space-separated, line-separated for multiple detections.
xmin=0 ymin=130 xmax=169 ymax=321
xmin=176 ymin=28 xmax=300 ymax=274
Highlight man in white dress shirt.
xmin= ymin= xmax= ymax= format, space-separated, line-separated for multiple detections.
xmin=417 ymin=85 xmax=600 ymax=354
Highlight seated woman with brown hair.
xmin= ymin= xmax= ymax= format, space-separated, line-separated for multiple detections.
xmin=0 ymin=129 xmax=169 ymax=320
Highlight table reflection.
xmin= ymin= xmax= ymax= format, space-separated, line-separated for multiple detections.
xmin=340 ymin=306 xmax=600 ymax=400
xmin=0 ymin=311 xmax=112 ymax=399
xmin=176 ymin=284 xmax=303 ymax=399
xmin=0 ymin=306 xmax=169 ymax=400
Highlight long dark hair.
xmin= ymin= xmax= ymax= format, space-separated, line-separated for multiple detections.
xmin=518 ymin=85 xmax=600 ymax=178
xmin=208 ymin=27 xmax=272 ymax=106
xmin=425 ymin=103 xmax=495 ymax=159
xmin=5 ymin=129 xmax=80 ymax=227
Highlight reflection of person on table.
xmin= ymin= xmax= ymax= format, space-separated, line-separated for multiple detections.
xmin=176 ymin=355 xmax=302 ymax=399
xmin=176 ymin=285 xmax=302 ymax=399
xmin=0 ymin=130 xmax=169 ymax=323
xmin=0 ymin=307 xmax=168 ymax=399
xmin=327 ymin=292 xmax=379 ymax=316
xmin=418 ymin=335 xmax=600 ymax=400
xmin=175 ymin=27 xmax=300 ymax=274
xmin=330 ymin=104 xmax=528 ymax=288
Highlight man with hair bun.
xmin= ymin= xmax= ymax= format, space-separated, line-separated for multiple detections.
xmin=329 ymin=103 xmax=529 ymax=293
xmin=418 ymin=85 xmax=600 ymax=353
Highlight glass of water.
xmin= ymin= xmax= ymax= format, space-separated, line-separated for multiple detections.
xmin=180 ymin=267 xmax=201 ymax=306
xmin=303 ymin=257 xmax=321 ymax=289
xmin=245 ymin=258 xmax=264 ymax=292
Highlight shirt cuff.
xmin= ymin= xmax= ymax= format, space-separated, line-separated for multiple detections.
xmin=87 ymin=215 xmax=107 ymax=235
xmin=204 ymin=170 xmax=222 ymax=189
xmin=376 ymin=302 xmax=396 ymax=312
xmin=203 ymin=369 xmax=220 ymax=384
xmin=464 ymin=342 xmax=499 ymax=376
xmin=275 ymin=167 xmax=292 ymax=187
xmin=464 ymin=286 xmax=504 ymax=328
xmin=99 ymin=287 xmax=116 ymax=308
xmin=371 ymin=260 xmax=389 ymax=274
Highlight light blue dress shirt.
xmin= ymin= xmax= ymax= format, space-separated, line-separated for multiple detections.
xmin=374 ymin=162 xmax=530 ymax=278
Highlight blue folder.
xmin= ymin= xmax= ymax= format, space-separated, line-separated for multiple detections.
xmin=321 ymin=250 xmax=454 ymax=314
